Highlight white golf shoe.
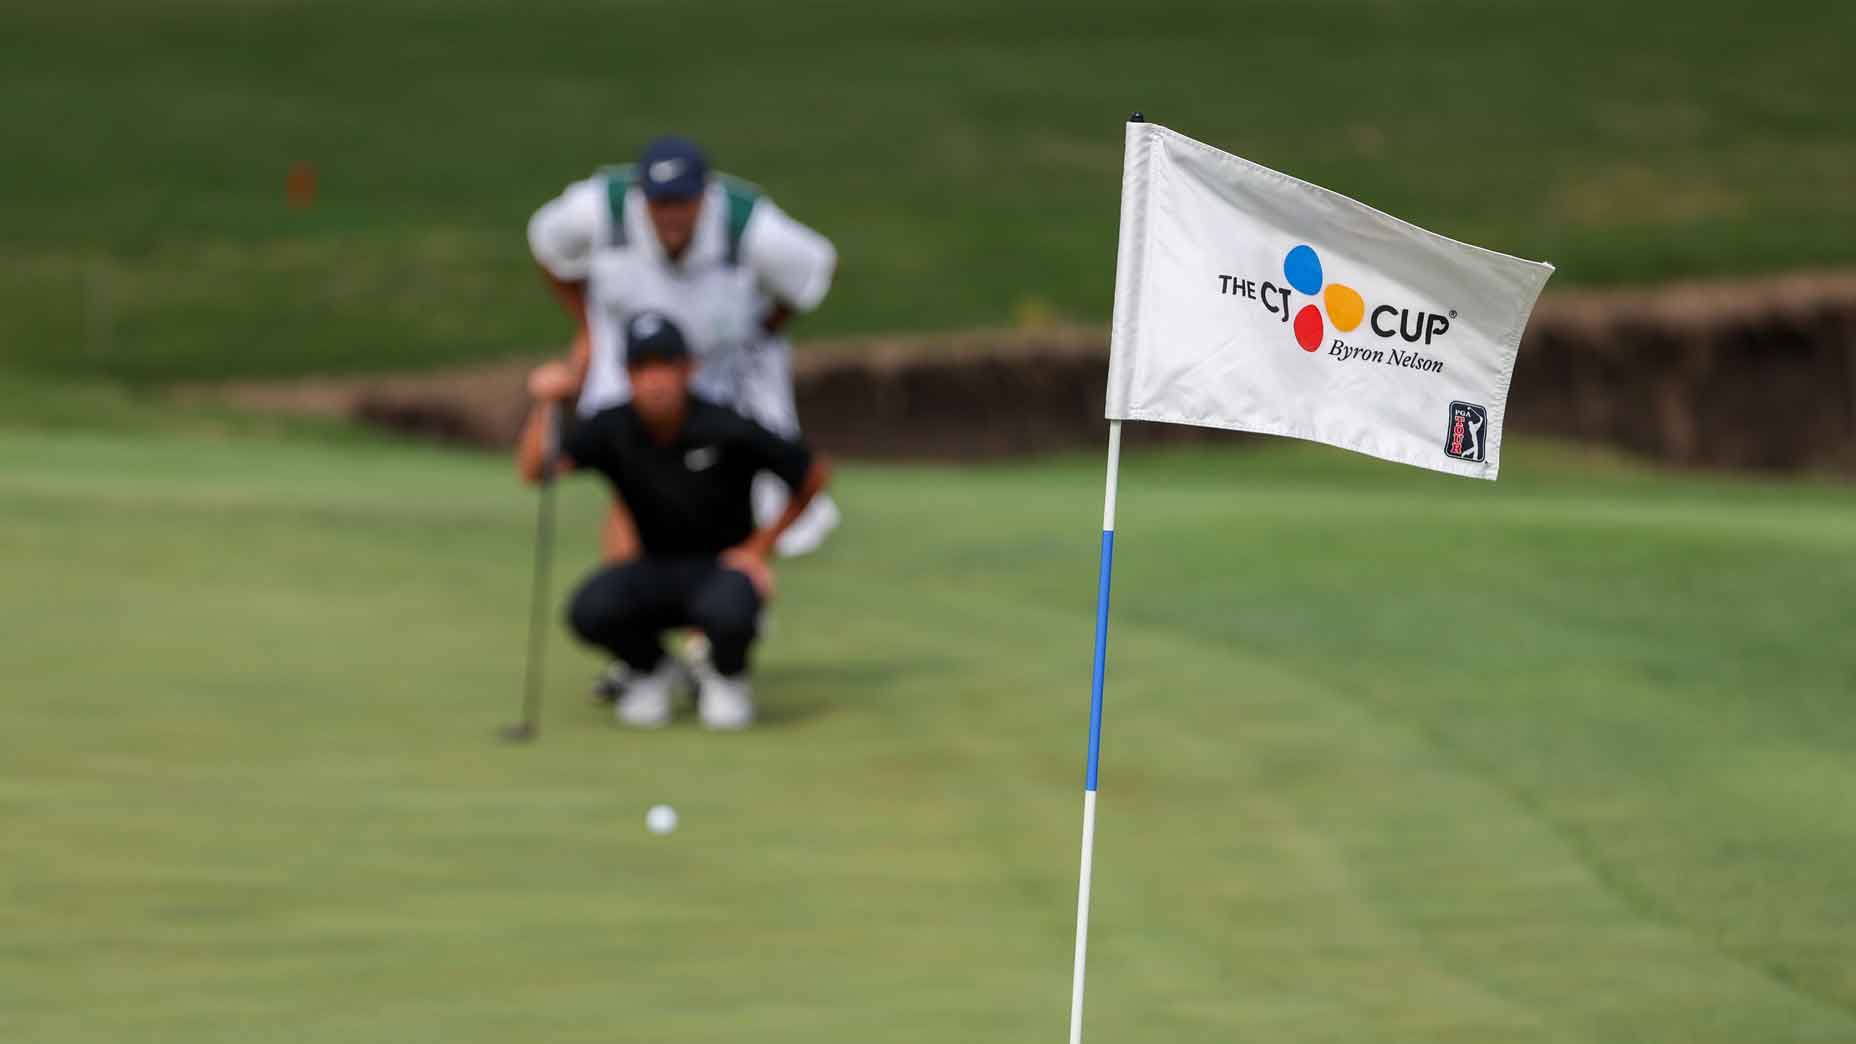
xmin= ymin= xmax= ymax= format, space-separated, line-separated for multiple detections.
xmin=614 ymin=661 xmax=679 ymax=729
xmin=697 ymin=673 xmax=755 ymax=731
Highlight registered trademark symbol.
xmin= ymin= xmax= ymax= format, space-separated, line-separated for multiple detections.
xmin=1448 ymin=309 xmax=1458 ymax=319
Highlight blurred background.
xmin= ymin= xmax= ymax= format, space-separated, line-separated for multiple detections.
xmin=3 ymin=2 xmax=1854 ymax=1042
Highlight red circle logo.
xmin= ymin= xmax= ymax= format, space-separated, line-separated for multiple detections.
xmin=1293 ymin=305 xmax=1324 ymax=351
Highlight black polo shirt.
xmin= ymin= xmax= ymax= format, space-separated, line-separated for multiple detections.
xmin=563 ymin=396 xmax=814 ymax=556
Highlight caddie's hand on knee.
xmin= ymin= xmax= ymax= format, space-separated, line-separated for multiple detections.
xmin=720 ymin=545 xmax=776 ymax=601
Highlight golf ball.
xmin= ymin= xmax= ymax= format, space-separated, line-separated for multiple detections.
xmin=646 ymin=804 xmax=678 ymax=835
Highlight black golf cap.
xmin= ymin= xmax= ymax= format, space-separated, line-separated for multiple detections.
xmin=637 ymin=135 xmax=709 ymax=201
xmin=623 ymin=311 xmax=691 ymax=366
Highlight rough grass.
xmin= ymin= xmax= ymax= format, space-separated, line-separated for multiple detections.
xmin=3 ymin=0 xmax=1854 ymax=382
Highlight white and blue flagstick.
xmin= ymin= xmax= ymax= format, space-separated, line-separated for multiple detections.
xmin=1067 ymin=418 xmax=1122 ymax=1043
xmin=1068 ymin=109 xmax=1144 ymax=1044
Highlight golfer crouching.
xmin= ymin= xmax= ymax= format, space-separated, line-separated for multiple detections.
xmin=517 ymin=311 xmax=832 ymax=729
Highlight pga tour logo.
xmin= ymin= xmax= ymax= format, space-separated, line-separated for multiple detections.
xmin=1444 ymin=401 xmax=1488 ymax=463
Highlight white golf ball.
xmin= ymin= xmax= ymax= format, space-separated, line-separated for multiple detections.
xmin=646 ymin=804 xmax=678 ymax=835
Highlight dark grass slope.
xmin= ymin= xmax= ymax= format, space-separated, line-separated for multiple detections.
xmin=3 ymin=0 xmax=1854 ymax=382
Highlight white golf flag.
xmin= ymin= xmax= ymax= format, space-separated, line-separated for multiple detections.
xmin=1106 ymin=121 xmax=1554 ymax=479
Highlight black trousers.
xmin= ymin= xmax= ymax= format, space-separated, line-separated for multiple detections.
xmin=566 ymin=557 xmax=762 ymax=677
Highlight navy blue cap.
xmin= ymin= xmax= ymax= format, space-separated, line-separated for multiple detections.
xmin=637 ymin=135 xmax=709 ymax=201
xmin=623 ymin=311 xmax=691 ymax=366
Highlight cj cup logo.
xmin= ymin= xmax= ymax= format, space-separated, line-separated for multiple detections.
xmin=1277 ymin=244 xmax=1454 ymax=352
xmin=1217 ymin=246 xmax=1456 ymax=360
xmin=1282 ymin=245 xmax=1363 ymax=352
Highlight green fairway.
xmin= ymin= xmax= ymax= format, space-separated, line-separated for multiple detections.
xmin=4 ymin=426 xmax=1853 ymax=1042
xmin=5 ymin=0 xmax=1855 ymax=383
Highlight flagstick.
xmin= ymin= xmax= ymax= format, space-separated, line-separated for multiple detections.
xmin=1068 ymin=418 xmax=1122 ymax=1044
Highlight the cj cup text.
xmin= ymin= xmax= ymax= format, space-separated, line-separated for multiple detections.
xmin=1217 ymin=245 xmax=1455 ymax=355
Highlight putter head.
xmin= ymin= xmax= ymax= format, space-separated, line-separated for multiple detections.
xmin=498 ymin=721 xmax=537 ymax=743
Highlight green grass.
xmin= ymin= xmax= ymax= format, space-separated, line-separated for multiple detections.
xmin=4 ymin=425 xmax=1854 ymax=1042
xmin=4 ymin=0 xmax=1855 ymax=383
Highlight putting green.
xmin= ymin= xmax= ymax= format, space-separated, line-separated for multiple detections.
xmin=3 ymin=427 xmax=1853 ymax=1042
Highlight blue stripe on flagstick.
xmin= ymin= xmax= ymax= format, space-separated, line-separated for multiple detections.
xmin=1085 ymin=529 xmax=1115 ymax=792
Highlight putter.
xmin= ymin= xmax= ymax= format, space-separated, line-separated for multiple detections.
xmin=503 ymin=403 xmax=561 ymax=743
